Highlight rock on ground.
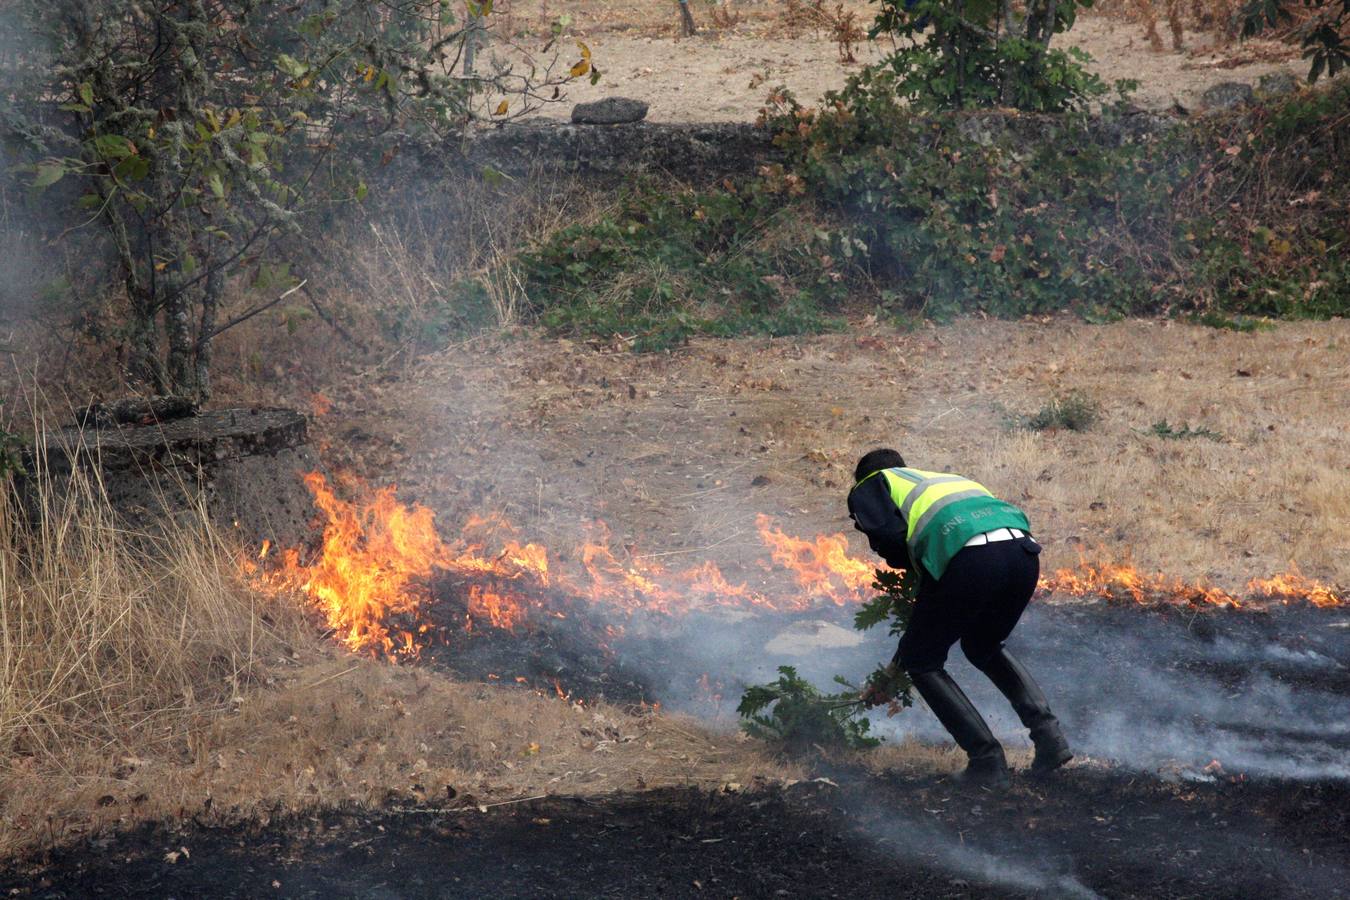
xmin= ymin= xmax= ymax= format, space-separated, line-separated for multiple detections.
xmin=571 ymin=97 xmax=649 ymax=125
xmin=1201 ymin=81 xmax=1256 ymax=111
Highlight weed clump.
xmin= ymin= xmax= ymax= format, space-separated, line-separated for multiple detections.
xmin=739 ymin=568 xmax=917 ymax=756
xmin=1023 ymin=391 xmax=1101 ymax=432
xmin=1145 ymin=420 xmax=1224 ymax=441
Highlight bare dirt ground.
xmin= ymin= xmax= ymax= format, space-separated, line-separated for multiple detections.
xmin=482 ymin=1 xmax=1307 ymax=121
xmin=314 ymin=317 xmax=1350 ymax=595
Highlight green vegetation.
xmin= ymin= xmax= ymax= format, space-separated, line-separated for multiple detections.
xmin=869 ymin=0 xmax=1120 ymax=113
xmin=3 ymin=1 xmax=578 ymax=397
xmin=1243 ymin=0 xmax=1349 ymax=82
xmin=1191 ymin=312 xmax=1276 ymax=333
xmin=1021 ymin=391 xmax=1101 ymax=432
xmin=502 ymin=68 xmax=1348 ymax=351
xmin=1144 ymin=420 xmax=1224 ymax=441
xmin=738 ymin=567 xmax=917 ymax=755
xmin=736 ymin=666 xmax=882 ymax=753
xmin=515 ymin=182 xmax=845 ymax=351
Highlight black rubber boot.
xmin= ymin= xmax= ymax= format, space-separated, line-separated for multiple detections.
xmin=977 ymin=648 xmax=1072 ymax=775
xmin=911 ymin=670 xmax=1009 ymax=786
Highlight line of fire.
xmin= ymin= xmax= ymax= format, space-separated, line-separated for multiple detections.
xmin=246 ymin=471 xmax=1344 ymax=669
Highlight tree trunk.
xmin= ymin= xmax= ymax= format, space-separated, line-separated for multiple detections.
xmin=999 ymin=0 xmax=1015 ymax=106
xmin=677 ymin=0 xmax=697 ymax=36
xmin=127 ymin=283 xmax=169 ymax=394
xmin=194 ymin=264 xmax=223 ymax=402
xmin=463 ymin=12 xmax=483 ymax=74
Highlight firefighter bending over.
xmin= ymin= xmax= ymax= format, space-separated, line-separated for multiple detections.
xmin=848 ymin=448 xmax=1072 ymax=785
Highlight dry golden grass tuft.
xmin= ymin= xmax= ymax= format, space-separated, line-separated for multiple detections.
xmin=0 ymin=463 xmax=311 ymax=769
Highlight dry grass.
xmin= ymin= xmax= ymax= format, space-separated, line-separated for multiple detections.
xmin=193 ymin=168 xmax=608 ymax=409
xmin=0 ymin=457 xmax=799 ymax=861
xmin=370 ymin=317 xmax=1350 ymax=594
xmin=0 ymin=655 xmax=801 ymax=860
xmin=0 ymin=463 xmax=310 ymax=765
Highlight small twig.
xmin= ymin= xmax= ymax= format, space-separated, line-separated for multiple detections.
xmin=303 ymin=284 xmax=364 ymax=349
xmin=824 ymin=699 xmax=865 ymax=710
xmin=392 ymin=794 xmax=549 ymax=814
xmin=633 ymin=532 xmax=742 ymax=560
xmin=300 ymin=664 xmax=360 ymax=690
xmin=197 ymin=279 xmax=307 ymax=346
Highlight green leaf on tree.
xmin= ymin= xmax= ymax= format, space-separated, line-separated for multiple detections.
xmin=32 ymin=162 xmax=65 ymax=189
xmin=92 ymin=134 xmax=136 ymax=159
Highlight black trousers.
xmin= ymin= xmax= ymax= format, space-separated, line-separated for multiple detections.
xmin=896 ymin=536 xmax=1042 ymax=674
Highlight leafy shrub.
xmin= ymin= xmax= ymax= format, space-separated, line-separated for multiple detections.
xmin=513 ymin=79 xmax=1350 ymax=344
xmin=763 ymin=85 xmax=1177 ymax=321
xmin=763 ymin=75 xmax=1350 ymax=323
xmin=516 ymin=182 xmax=846 ymax=350
xmin=736 ymin=666 xmax=881 ymax=753
xmin=1145 ymin=420 xmax=1223 ymax=441
xmin=1190 ymin=312 xmax=1275 ymax=333
xmin=869 ymin=0 xmax=1120 ymax=113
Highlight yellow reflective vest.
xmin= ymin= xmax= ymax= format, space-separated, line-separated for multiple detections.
xmin=851 ymin=467 xmax=1031 ymax=580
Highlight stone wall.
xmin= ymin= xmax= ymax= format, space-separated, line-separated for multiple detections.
xmin=453 ymin=121 xmax=783 ymax=180
xmin=21 ymin=408 xmax=320 ymax=549
xmin=446 ymin=110 xmax=1184 ymax=182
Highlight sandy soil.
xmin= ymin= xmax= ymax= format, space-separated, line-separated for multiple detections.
xmin=483 ymin=5 xmax=1307 ymax=122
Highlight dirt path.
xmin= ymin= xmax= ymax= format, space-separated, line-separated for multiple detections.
xmin=506 ymin=14 xmax=1304 ymax=121
xmin=8 ymin=773 xmax=1347 ymax=898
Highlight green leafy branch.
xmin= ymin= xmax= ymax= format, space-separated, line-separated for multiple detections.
xmin=737 ymin=566 xmax=919 ymax=754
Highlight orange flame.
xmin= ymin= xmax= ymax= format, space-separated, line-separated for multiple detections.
xmin=271 ymin=473 xmax=449 ymax=656
xmin=1037 ymin=554 xmax=1344 ymax=610
xmin=1247 ymin=566 xmax=1342 ymax=609
xmin=308 ymin=393 xmax=333 ymax=417
xmin=754 ymin=513 xmax=873 ymax=605
xmin=250 ymin=473 xmax=1344 ymax=661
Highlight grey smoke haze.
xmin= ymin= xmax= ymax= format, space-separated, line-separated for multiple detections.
xmin=631 ymin=601 xmax=1350 ymax=781
xmin=862 ymin=800 xmax=1104 ymax=899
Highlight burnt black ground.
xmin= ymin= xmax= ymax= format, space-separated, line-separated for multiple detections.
xmin=5 ymin=769 xmax=1348 ymax=899
xmin=7 ymin=603 xmax=1348 ymax=898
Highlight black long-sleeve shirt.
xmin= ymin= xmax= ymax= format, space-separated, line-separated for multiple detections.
xmin=847 ymin=473 xmax=915 ymax=573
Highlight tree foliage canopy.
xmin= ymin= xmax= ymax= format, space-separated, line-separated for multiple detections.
xmin=868 ymin=0 xmax=1118 ymax=112
xmin=1 ymin=0 xmax=576 ymax=398
xmin=1242 ymin=0 xmax=1350 ymax=82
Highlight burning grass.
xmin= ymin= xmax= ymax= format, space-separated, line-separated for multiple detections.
xmin=0 ymin=464 xmax=795 ymax=861
xmin=252 ymin=467 xmax=1344 ymax=678
xmin=249 ymin=472 xmax=882 ymax=664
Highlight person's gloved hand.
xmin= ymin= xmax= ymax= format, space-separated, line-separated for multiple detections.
xmin=859 ymin=664 xmax=900 ymax=708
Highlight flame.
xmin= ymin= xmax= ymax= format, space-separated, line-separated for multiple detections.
xmin=268 ymin=473 xmax=450 ymax=656
xmin=1247 ymin=566 xmax=1342 ymax=609
xmin=250 ymin=473 xmax=1344 ymax=662
xmin=754 ymin=513 xmax=873 ymax=605
xmin=1037 ymin=554 xmax=1343 ymax=610
xmin=308 ymin=393 xmax=333 ymax=417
